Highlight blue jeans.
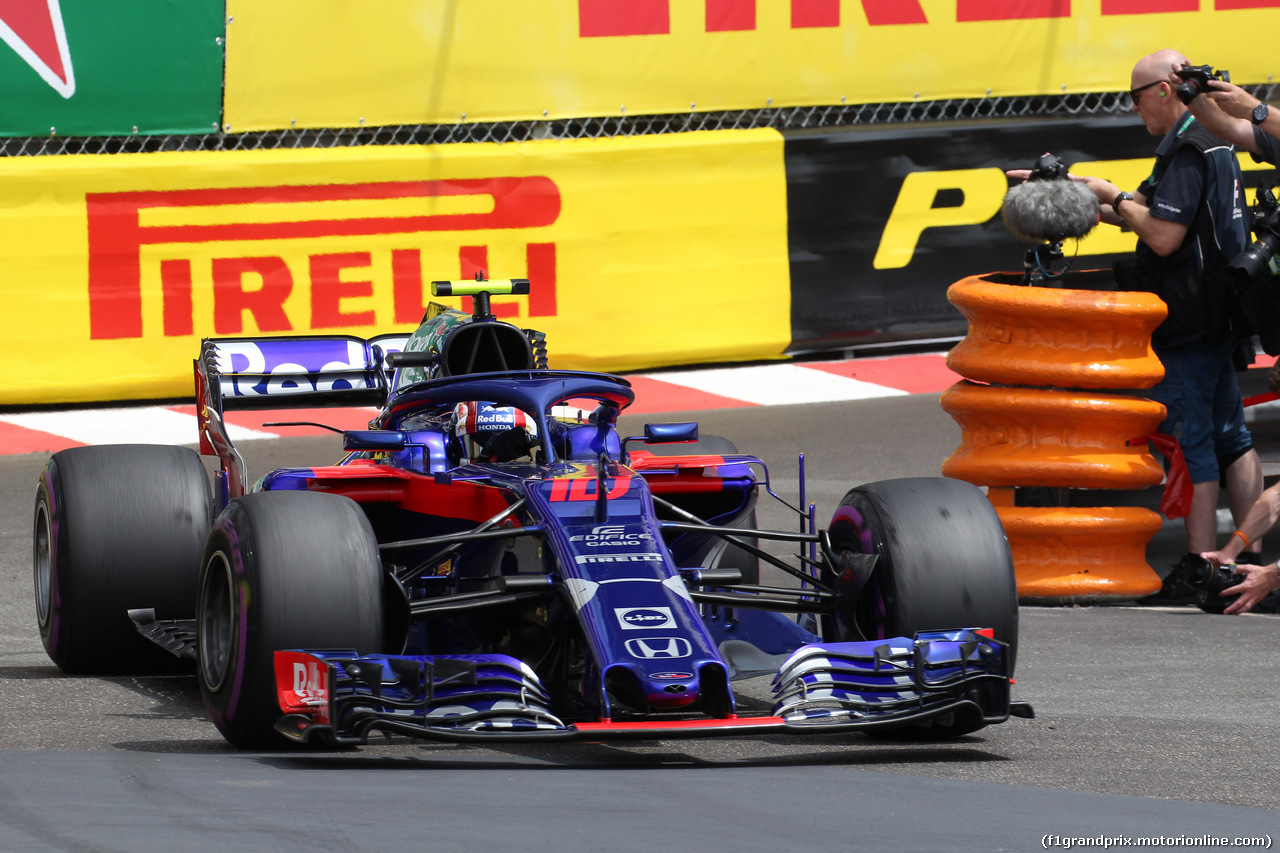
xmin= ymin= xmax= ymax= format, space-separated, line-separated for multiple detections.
xmin=1147 ymin=339 xmax=1253 ymax=484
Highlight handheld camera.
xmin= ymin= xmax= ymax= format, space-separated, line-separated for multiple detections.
xmin=1174 ymin=63 xmax=1230 ymax=105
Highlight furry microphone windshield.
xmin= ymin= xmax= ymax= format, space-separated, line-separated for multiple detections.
xmin=1002 ymin=154 xmax=1100 ymax=244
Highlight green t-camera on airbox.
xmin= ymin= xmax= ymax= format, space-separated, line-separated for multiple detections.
xmin=388 ymin=276 xmax=549 ymax=389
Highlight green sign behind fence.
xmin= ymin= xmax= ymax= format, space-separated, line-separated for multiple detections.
xmin=0 ymin=0 xmax=223 ymax=137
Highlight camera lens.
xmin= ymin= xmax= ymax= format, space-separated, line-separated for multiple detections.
xmin=1183 ymin=556 xmax=1239 ymax=595
xmin=1228 ymin=232 xmax=1280 ymax=285
xmin=1183 ymin=555 xmax=1215 ymax=588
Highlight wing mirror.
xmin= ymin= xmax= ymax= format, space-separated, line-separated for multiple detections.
xmin=342 ymin=430 xmax=407 ymax=452
xmin=628 ymin=422 xmax=699 ymax=445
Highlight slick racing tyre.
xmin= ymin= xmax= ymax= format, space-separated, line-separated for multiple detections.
xmin=197 ymin=491 xmax=384 ymax=749
xmin=829 ymin=477 xmax=1018 ymax=737
xmin=33 ymin=445 xmax=213 ymax=673
xmin=647 ymin=434 xmax=759 ymax=585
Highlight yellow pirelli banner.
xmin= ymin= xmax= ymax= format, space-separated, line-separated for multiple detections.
xmin=223 ymin=0 xmax=1280 ymax=131
xmin=0 ymin=130 xmax=790 ymax=406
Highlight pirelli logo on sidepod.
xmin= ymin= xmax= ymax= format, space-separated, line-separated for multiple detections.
xmin=85 ymin=177 xmax=561 ymax=340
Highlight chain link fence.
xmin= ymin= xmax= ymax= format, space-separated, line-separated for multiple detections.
xmin=2 ymin=87 xmax=1274 ymax=157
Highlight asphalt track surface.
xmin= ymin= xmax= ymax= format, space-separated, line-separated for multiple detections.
xmin=1 ymin=393 xmax=1278 ymax=851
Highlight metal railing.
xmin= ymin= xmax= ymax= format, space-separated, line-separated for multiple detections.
xmin=8 ymin=88 xmax=1274 ymax=157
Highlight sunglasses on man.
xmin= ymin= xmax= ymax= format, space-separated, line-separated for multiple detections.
xmin=1129 ymin=80 xmax=1163 ymax=104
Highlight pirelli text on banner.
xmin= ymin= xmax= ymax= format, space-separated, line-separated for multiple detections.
xmin=85 ymin=178 xmax=561 ymax=341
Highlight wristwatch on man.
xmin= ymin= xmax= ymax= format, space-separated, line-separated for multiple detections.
xmin=1112 ymin=191 xmax=1133 ymax=215
xmin=1252 ymin=102 xmax=1269 ymax=125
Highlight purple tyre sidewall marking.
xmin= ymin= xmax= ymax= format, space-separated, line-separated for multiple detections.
xmin=829 ymin=501 xmax=888 ymax=640
xmin=204 ymin=515 xmax=250 ymax=730
xmin=830 ymin=504 xmax=874 ymax=553
xmin=36 ymin=467 xmax=61 ymax=651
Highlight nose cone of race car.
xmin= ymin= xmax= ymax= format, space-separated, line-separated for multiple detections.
xmin=604 ymin=661 xmax=734 ymax=714
xmin=643 ymin=669 xmax=700 ymax=710
xmin=603 ymin=662 xmax=698 ymax=711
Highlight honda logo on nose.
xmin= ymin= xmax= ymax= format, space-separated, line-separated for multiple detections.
xmin=624 ymin=637 xmax=692 ymax=659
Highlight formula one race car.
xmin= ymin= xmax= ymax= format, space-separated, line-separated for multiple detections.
xmin=33 ymin=277 xmax=1029 ymax=748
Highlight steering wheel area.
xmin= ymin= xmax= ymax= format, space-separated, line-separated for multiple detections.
xmin=379 ymin=371 xmax=635 ymax=465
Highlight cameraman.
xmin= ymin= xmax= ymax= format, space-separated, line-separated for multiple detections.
xmin=1068 ymin=49 xmax=1264 ymax=602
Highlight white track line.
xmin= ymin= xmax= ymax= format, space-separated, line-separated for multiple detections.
xmin=0 ymin=362 xmax=919 ymax=452
xmin=0 ymin=407 xmax=276 ymax=446
xmin=640 ymin=363 xmax=908 ymax=405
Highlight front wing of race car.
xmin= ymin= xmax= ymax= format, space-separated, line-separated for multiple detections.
xmin=273 ymin=629 xmax=1020 ymax=745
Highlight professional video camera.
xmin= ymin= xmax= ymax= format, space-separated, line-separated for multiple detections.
xmin=1229 ymin=182 xmax=1280 ymax=285
xmin=1174 ymin=63 xmax=1230 ymax=105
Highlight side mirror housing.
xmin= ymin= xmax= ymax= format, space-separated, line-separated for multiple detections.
xmin=343 ymin=430 xmax=407 ymax=452
xmin=642 ymin=422 xmax=699 ymax=444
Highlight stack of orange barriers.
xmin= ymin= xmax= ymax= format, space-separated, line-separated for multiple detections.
xmin=941 ymin=271 xmax=1170 ymax=603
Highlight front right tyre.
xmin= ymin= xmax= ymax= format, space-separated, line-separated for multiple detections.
xmin=197 ymin=491 xmax=385 ymax=749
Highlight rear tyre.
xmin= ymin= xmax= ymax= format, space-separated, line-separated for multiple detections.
xmin=829 ymin=477 xmax=1018 ymax=737
xmin=197 ymin=491 xmax=385 ymax=749
xmin=647 ymin=434 xmax=759 ymax=585
xmin=34 ymin=445 xmax=212 ymax=673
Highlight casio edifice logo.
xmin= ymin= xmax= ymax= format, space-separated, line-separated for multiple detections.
xmin=569 ymin=524 xmax=654 ymax=546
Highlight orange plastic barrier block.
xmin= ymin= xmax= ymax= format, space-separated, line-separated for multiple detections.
xmin=941 ymin=382 xmax=1165 ymax=489
xmin=996 ymin=505 xmax=1163 ymax=602
xmin=946 ymin=275 xmax=1166 ymax=390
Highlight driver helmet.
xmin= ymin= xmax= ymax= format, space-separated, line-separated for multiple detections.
xmin=452 ymin=401 xmax=539 ymax=462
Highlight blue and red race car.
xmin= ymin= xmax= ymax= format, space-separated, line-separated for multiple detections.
xmin=34 ymin=277 xmax=1029 ymax=748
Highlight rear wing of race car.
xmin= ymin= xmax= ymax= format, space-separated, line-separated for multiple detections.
xmin=195 ymin=334 xmax=408 ymax=505
xmin=195 ymin=277 xmax=537 ymax=505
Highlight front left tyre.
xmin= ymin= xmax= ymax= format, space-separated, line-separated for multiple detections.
xmin=828 ymin=476 xmax=1018 ymax=738
xmin=34 ymin=445 xmax=213 ymax=673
